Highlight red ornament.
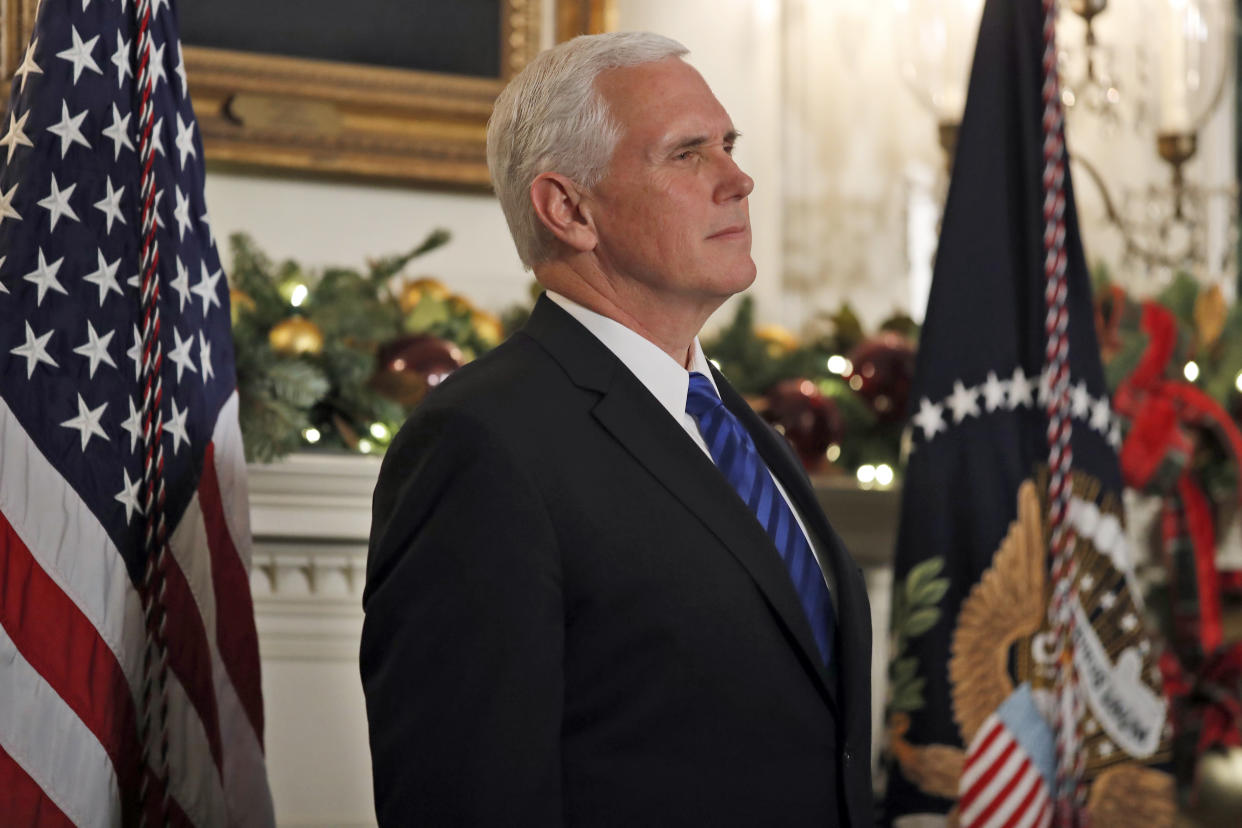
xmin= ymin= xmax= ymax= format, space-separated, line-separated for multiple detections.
xmin=846 ymin=332 xmax=916 ymax=424
xmin=762 ymin=378 xmax=843 ymax=472
xmin=371 ymin=334 xmax=463 ymax=407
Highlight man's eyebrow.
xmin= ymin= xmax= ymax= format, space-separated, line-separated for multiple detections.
xmin=664 ymin=130 xmax=742 ymax=152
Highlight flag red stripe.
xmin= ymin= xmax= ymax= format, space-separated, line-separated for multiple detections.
xmin=141 ymin=767 xmax=198 ymax=828
xmin=959 ymin=719 xmax=1004 ymax=794
xmin=968 ymin=756 xmax=1030 ymax=827
xmin=199 ymin=442 xmax=265 ymax=743
xmin=1002 ymin=768 xmax=1047 ymax=828
xmin=161 ymin=550 xmax=225 ymax=775
xmin=0 ymin=511 xmax=142 ymax=824
xmin=961 ymin=739 xmax=1018 ymax=811
xmin=0 ymin=742 xmax=74 ymax=828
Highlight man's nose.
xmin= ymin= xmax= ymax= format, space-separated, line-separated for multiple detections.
xmin=715 ymin=155 xmax=754 ymax=202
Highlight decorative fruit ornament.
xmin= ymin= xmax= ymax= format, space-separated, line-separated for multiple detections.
xmin=761 ymin=378 xmax=844 ymax=472
xmin=398 ymin=276 xmax=451 ymax=313
xmin=846 ymin=332 xmax=916 ymax=424
xmin=268 ymin=316 xmax=325 ymax=356
xmin=371 ymin=334 xmax=464 ymax=407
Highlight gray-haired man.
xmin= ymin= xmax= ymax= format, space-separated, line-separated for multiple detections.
xmin=362 ymin=31 xmax=873 ymax=827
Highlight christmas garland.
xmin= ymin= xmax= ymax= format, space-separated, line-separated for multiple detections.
xmin=228 ymin=230 xmax=506 ymax=462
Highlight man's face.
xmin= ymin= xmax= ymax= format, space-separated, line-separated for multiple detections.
xmin=585 ymin=58 xmax=756 ymax=308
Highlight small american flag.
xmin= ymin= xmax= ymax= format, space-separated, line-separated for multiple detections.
xmin=958 ymin=685 xmax=1055 ymax=828
xmin=0 ymin=1 xmax=273 ymax=825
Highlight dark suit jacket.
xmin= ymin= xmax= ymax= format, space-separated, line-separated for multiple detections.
xmin=362 ymin=295 xmax=873 ymax=827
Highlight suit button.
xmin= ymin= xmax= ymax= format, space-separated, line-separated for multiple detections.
xmin=843 ymin=748 xmax=853 ymax=765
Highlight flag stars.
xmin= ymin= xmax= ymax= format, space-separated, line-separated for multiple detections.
xmin=46 ymin=101 xmax=91 ymax=158
xmin=192 ymin=262 xmax=223 ymax=315
xmin=93 ymin=176 xmax=126 ymax=234
xmin=148 ymin=40 xmax=168 ymax=91
xmin=101 ymin=104 xmax=134 ymax=159
xmin=167 ymin=327 xmax=197 ymax=381
xmin=38 ymin=173 xmax=79 ymax=230
xmin=173 ymin=185 xmax=192 ymax=241
xmin=56 ymin=26 xmax=103 ymax=84
xmin=1099 ymin=590 xmax=1117 ymax=610
xmin=1079 ymin=573 xmax=1094 ymax=591
xmin=0 ymin=256 xmax=7 ymax=294
xmin=913 ymin=397 xmax=947 ymax=441
xmin=980 ymin=370 xmax=1007 ymax=413
xmin=946 ymin=381 xmax=980 ymax=424
xmin=10 ymin=322 xmax=57 ymax=378
xmin=127 ymin=324 xmax=143 ymax=380
xmin=14 ymin=38 xmax=43 ymax=93
xmin=120 ymin=397 xmax=143 ymax=453
xmin=175 ymin=43 xmax=188 ymax=97
xmin=0 ymin=182 xmax=21 ymax=227
xmin=111 ymin=31 xmax=131 ymax=89
xmin=1006 ymin=366 xmax=1034 ymax=410
xmin=199 ymin=331 xmax=214 ymax=382
xmin=60 ymin=394 xmax=109 ymax=451
xmin=1090 ymin=396 xmax=1112 ymax=432
xmin=1108 ymin=420 xmax=1122 ymax=449
xmin=23 ymin=248 xmax=67 ymax=305
xmin=82 ymin=250 xmax=123 ymax=306
xmin=0 ymin=110 xmax=34 ymax=162
xmin=163 ymin=399 xmax=190 ymax=455
xmin=115 ymin=468 xmax=143 ymax=523
xmin=1120 ymin=613 xmax=1138 ymax=633
xmin=170 ymin=256 xmax=191 ymax=311
xmin=1071 ymin=380 xmax=1092 ymax=420
xmin=174 ymin=113 xmax=197 ymax=170
xmin=72 ymin=320 xmax=117 ymax=378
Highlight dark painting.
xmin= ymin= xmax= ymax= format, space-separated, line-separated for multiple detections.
xmin=178 ymin=0 xmax=502 ymax=78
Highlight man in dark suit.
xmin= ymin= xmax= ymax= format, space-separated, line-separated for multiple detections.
xmin=361 ymin=31 xmax=872 ymax=827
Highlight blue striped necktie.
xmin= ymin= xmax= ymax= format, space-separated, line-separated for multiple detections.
xmin=685 ymin=372 xmax=836 ymax=666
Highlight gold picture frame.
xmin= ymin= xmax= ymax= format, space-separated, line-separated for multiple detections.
xmin=1 ymin=0 xmax=543 ymax=189
xmin=1 ymin=0 xmax=614 ymax=189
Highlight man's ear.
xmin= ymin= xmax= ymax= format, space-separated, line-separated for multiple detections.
xmin=530 ymin=172 xmax=597 ymax=253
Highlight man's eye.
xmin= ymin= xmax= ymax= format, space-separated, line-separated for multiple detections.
xmin=675 ymin=150 xmax=695 ymax=161
xmin=723 ymin=144 xmax=736 ymax=156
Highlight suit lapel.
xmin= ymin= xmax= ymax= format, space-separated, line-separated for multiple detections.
xmin=522 ymin=297 xmax=838 ymax=706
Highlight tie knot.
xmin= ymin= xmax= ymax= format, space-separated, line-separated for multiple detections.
xmin=686 ymin=372 xmax=723 ymax=418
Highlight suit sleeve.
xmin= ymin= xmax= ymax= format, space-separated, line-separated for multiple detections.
xmin=361 ymin=408 xmax=564 ymax=827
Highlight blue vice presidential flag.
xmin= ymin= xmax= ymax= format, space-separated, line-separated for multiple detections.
xmin=881 ymin=0 xmax=1173 ymax=825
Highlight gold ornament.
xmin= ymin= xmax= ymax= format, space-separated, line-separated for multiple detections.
xmin=471 ymin=310 xmax=504 ymax=346
xmin=398 ymin=277 xmax=450 ymax=313
xmin=269 ymin=316 xmax=325 ymax=356
xmin=1194 ymin=284 xmax=1227 ymax=349
xmin=230 ymin=289 xmax=255 ymax=325
xmin=756 ymin=324 xmax=799 ymax=357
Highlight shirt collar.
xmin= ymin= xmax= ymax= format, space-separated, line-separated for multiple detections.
xmin=546 ymin=290 xmax=721 ymax=421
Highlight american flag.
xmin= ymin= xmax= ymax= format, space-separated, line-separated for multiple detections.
xmin=0 ymin=1 xmax=273 ymax=825
xmin=958 ymin=686 xmax=1054 ymax=828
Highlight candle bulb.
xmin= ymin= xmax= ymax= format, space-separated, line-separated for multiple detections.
xmin=1159 ymin=0 xmax=1192 ymax=133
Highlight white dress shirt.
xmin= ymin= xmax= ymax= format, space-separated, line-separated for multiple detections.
xmin=546 ymin=291 xmax=837 ymax=604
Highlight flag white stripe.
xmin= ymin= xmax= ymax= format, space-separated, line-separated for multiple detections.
xmin=1012 ymin=782 xmax=1051 ymax=828
xmin=982 ymin=764 xmax=1040 ymax=828
xmin=217 ymin=659 xmax=277 ymax=827
xmin=961 ymin=737 xmax=1026 ymax=825
xmin=211 ymin=392 xmax=252 ymax=569
xmin=0 ymin=397 xmax=145 ymax=698
xmin=164 ymin=671 xmax=229 ymax=827
xmin=170 ymin=487 xmax=272 ymax=825
xmin=0 ymin=619 xmax=121 ymax=828
xmin=959 ymin=717 xmax=1007 ymax=792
